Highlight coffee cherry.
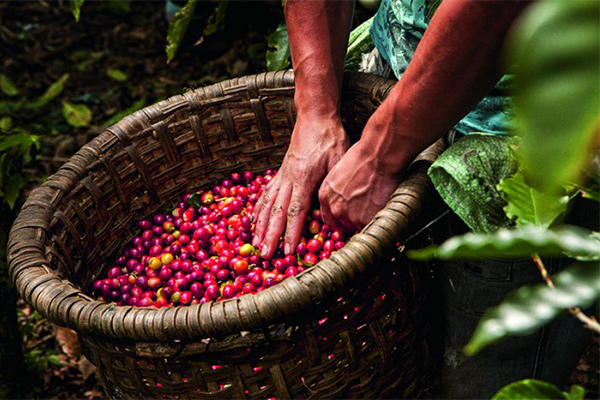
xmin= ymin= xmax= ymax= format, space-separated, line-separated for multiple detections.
xmin=95 ymin=169 xmax=351 ymax=307
xmin=148 ymin=257 xmax=162 ymax=271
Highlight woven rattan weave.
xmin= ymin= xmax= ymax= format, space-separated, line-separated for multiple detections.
xmin=8 ymin=71 xmax=445 ymax=399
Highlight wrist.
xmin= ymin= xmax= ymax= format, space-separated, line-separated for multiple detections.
xmin=357 ymin=101 xmax=427 ymax=175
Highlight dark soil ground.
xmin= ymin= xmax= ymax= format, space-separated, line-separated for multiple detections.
xmin=1 ymin=1 xmax=598 ymax=399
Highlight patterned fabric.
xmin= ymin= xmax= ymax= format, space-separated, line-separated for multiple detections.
xmin=428 ymin=133 xmax=520 ymax=233
xmin=370 ymin=0 xmax=514 ymax=136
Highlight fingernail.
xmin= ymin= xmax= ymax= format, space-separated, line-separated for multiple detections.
xmin=284 ymin=243 xmax=291 ymax=255
xmin=261 ymin=245 xmax=269 ymax=257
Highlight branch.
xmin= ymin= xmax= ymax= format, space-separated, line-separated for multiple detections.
xmin=531 ymin=253 xmax=600 ymax=333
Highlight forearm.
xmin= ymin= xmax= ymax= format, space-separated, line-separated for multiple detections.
xmin=285 ymin=0 xmax=354 ymax=118
xmin=361 ymin=0 xmax=531 ymax=173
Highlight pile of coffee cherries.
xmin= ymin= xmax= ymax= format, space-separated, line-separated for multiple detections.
xmin=92 ymin=169 xmax=350 ymax=307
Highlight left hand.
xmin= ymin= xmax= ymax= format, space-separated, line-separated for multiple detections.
xmin=318 ymin=139 xmax=404 ymax=231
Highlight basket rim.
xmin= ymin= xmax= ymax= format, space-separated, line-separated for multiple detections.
xmin=8 ymin=71 xmax=445 ymax=341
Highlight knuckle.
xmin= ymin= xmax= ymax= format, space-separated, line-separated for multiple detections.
xmin=287 ymin=201 xmax=304 ymax=219
xmin=271 ymin=202 xmax=283 ymax=214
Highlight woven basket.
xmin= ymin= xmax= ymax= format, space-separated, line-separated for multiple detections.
xmin=8 ymin=71 xmax=445 ymax=399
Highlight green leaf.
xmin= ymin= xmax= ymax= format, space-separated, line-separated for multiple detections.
xmin=26 ymin=74 xmax=69 ymax=109
xmin=266 ymin=22 xmax=290 ymax=71
xmin=47 ymin=354 xmax=63 ymax=367
xmin=106 ymin=68 xmax=128 ymax=82
xmin=0 ymin=133 xmax=39 ymax=152
xmin=70 ymin=0 xmax=85 ymax=22
xmin=492 ymin=379 xmax=567 ymax=400
xmin=187 ymin=192 xmax=202 ymax=208
xmin=498 ymin=172 xmax=570 ymax=229
xmin=466 ymin=262 xmax=600 ymax=355
xmin=166 ymin=0 xmax=198 ymax=63
xmin=62 ymin=101 xmax=92 ymax=128
xmin=203 ymin=0 xmax=228 ymax=37
xmin=508 ymin=0 xmax=600 ymax=193
xmin=408 ymin=225 xmax=600 ymax=261
xmin=0 ymin=117 xmax=12 ymax=130
xmin=566 ymin=385 xmax=586 ymax=400
xmin=4 ymin=173 xmax=24 ymax=209
xmin=346 ymin=17 xmax=374 ymax=70
xmin=103 ymin=97 xmax=146 ymax=127
xmin=0 ymin=74 xmax=20 ymax=97
xmin=0 ymin=100 xmax=24 ymax=115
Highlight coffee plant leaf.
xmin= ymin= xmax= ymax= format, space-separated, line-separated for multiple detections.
xmin=62 ymin=101 xmax=92 ymax=128
xmin=4 ymin=173 xmax=24 ymax=210
xmin=466 ymin=262 xmax=600 ymax=355
xmin=266 ymin=22 xmax=290 ymax=71
xmin=508 ymin=0 xmax=600 ymax=193
xmin=408 ymin=225 xmax=600 ymax=261
xmin=203 ymin=0 xmax=228 ymax=37
xmin=70 ymin=0 xmax=85 ymax=22
xmin=492 ymin=379 xmax=567 ymax=400
xmin=0 ymin=74 xmax=19 ymax=97
xmin=566 ymin=385 xmax=586 ymax=400
xmin=166 ymin=0 xmax=198 ymax=63
xmin=26 ymin=74 xmax=70 ymax=110
xmin=106 ymin=68 xmax=128 ymax=82
xmin=498 ymin=172 xmax=571 ymax=229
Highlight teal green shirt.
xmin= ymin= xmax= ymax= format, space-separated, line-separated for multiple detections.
xmin=369 ymin=0 xmax=514 ymax=135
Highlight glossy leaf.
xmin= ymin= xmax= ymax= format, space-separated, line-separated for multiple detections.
xmin=166 ymin=0 xmax=198 ymax=63
xmin=203 ymin=0 xmax=228 ymax=36
xmin=70 ymin=0 xmax=85 ymax=22
xmin=566 ymin=385 xmax=586 ymax=400
xmin=266 ymin=22 xmax=290 ymax=71
xmin=26 ymin=74 xmax=69 ymax=109
xmin=466 ymin=262 xmax=600 ymax=355
xmin=408 ymin=225 xmax=600 ymax=261
xmin=492 ymin=379 xmax=568 ymax=400
xmin=0 ymin=74 xmax=20 ymax=97
xmin=508 ymin=0 xmax=600 ymax=193
xmin=62 ymin=101 xmax=92 ymax=128
xmin=498 ymin=172 xmax=570 ymax=229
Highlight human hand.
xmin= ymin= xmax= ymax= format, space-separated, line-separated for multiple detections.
xmin=253 ymin=115 xmax=349 ymax=258
xmin=318 ymin=138 xmax=405 ymax=231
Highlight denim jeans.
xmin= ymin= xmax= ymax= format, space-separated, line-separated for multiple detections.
xmin=438 ymin=199 xmax=597 ymax=399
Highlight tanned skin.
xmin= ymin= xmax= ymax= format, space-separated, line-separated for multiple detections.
xmin=254 ymin=0 xmax=530 ymax=259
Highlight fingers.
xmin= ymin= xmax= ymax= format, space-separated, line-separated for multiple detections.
xmin=260 ymin=185 xmax=292 ymax=258
xmin=283 ymin=187 xmax=312 ymax=255
xmin=252 ymin=179 xmax=280 ymax=247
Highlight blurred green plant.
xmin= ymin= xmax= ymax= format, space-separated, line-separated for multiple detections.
xmin=0 ymin=131 xmax=40 ymax=210
xmin=409 ymin=1 xmax=600 ymax=390
xmin=492 ymin=379 xmax=585 ymax=400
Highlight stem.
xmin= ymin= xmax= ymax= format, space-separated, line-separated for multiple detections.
xmin=531 ymin=253 xmax=600 ymax=333
xmin=532 ymin=253 xmax=554 ymax=288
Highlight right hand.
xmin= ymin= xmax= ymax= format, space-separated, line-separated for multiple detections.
xmin=252 ymin=114 xmax=349 ymax=258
